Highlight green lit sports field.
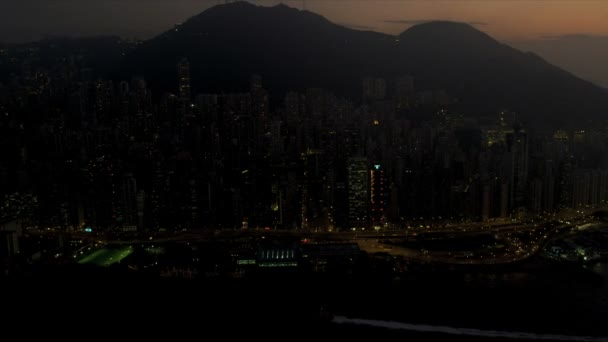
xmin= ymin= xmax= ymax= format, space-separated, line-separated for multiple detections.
xmin=77 ymin=246 xmax=134 ymax=267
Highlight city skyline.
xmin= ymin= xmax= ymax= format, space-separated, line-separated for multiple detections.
xmin=2 ymin=2 xmax=608 ymax=337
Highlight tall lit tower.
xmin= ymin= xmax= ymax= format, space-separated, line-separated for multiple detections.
xmin=348 ymin=157 xmax=369 ymax=227
xmin=122 ymin=173 xmax=138 ymax=229
xmin=506 ymin=125 xmax=529 ymax=210
xmin=177 ymin=58 xmax=191 ymax=103
xmin=250 ymin=74 xmax=268 ymax=118
xmin=370 ymin=164 xmax=386 ymax=223
xmin=362 ymin=77 xmax=386 ymax=101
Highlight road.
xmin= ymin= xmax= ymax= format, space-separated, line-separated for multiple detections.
xmin=29 ymin=209 xmax=598 ymax=266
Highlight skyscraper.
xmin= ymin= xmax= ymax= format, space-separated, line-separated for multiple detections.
xmin=250 ymin=74 xmax=263 ymax=93
xmin=250 ymin=74 xmax=268 ymax=118
xmin=395 ymin=75 xmax=414 ymax=111
xmin=177 ymin=58 xmax=191 ymax=103
xmin=122 ymin=173 xmax=138 ymax=230
xmin=362 ymin=77 xmax=386 ymax=101
xmin=370 ymin=164 xmax=386 ymax=223
xmin=506 ymin=126 xmax=529 ymax=210
xmin=136 ymin=191 xmax=146 ymax=231
xmin=348 ymin=157 xmax=369 ymax=227
xmin=395 ymin=75 xmax=414 ymax=96
xmin=542 ymin=160 xmax=556 ymax=211
xmin=558 ymin=156 xmax=574 ymax=209
xmin=0 ymin=220 xmax=21 ymax=259
xmin=571 ymin=169 xmax=591 ymax=208
xmin=527 ymin=178 xmax=543 ymax=214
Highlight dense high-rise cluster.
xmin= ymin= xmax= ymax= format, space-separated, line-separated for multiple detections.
xmin=1 ymin=45 xmax=608 ymax=234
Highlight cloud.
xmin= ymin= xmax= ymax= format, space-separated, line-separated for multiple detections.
xmin=539 ymin=33 xmax=608 ymax=40
xmin=384 ymin=19 xmax=488 ymax=26
xmin=340 ymin=23 xmax=377 ymax=31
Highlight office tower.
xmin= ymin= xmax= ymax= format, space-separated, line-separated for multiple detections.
xmin=122 ymin=173 xmax=138 ymax=230
xmin=550 ymin=130 xmax=570 ymax=161
xmin=362 ymin=77 xmax=386 ymax=101
xmin=188 ymin=179 xmax=199 ymax=227
xmin=250 ymin=74 xmax=263 ymax=93
xmin=270 ymin=119 xmax=284 ymax=158
xmin=250 ymin=74 xmax=268 ymax=118
xmin=558 ymin=156 xmax=574 ymax=209
xmin=177 ymin=58 xmax=191 ymax=102
xmin=395 ymin=76 xmax=413 ymax=111
xmin=506 ymin=126 xmax=529 ymax=210
xmin=589 ymin=170 xmax=600 ymax=206
xmin=0 ymin=220 xmax=21 ymax=260
xmin=306 ymin=88 xmax=331 ymax=118
xmin=196 ymin=93 xmax=219 ymax=124
xmin=284 ymin=91 xmax=305 ymax=125
xmin=118 ymin=81 xmax=130 ymax=118
xmin=136 ymin=191 xmax=146 ymax=231
xmin=527 ymin=178 xmax=543 ymax=214
xmin=482 ymin=127 xmax=506 ymax=147
xmin=599 ymin=170 xmax=608 ymax=204
xmin=347 ymin=157 xmax=369 ymax=226
xmin=370 ymin=164 xmax=386 ymax=223
xmin=571 ymin=169 xmax=591 ymax=208
xmin=395 ymin=75 xmax=414 ymax=96
xmin=93 ymin=80 xmax=113 ymax=126
xmin=542 ymin=160 xmax=556 ymax=211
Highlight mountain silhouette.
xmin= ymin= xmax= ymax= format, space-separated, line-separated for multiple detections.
xmin=115 ymin=1 xmax=608 ymax=126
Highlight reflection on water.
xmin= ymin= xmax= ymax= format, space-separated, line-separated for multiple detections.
xmin=590 ymin=262 xmax=608 ymax=281
xmin=461 ymin=271 xmax=536 ymax=288
xmin=591 ymin=262 xmax=608 ymax=274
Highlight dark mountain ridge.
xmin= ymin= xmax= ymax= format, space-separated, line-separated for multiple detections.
xmin=115 ymin=1 xmax=608 ymax=126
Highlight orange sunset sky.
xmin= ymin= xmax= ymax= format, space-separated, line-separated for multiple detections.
xmin=2 ymin=0 xmax=607 ymax=86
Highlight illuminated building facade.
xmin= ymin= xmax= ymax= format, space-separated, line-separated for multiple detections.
xmin=177 ymin=58 xmax=191 ymax=102
xmin=122 ymin=173 xmax=138 ymax=229
xmin=370 ymin=164 xmax=386 ymax=223
xmin=506 ymin=127 xmax=529 ymax=210
xmin=347 ymin=157 xmax=369 ymax=226
xmin=362 ymin=77 xmax=386 ymax=101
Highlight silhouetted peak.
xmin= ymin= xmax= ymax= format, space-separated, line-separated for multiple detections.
xmin=195 ymin=1 xmax=308 ymax=18
xmin=272 ymin=3 xmax=294 ymax=10
xmin=210 ymin=1 xmax=257 ymax=11
xmin=119 ymin=3 xmax=608 ymax=125
xmin=400 ymin=21 xmax=497 ymax=45
xmin=188 ymin=1 xmax=258 ymax=20
xmin=401 ymin=21 xmax=482 ymax=35
xmin=267 ymin=2 xmax=314 ymax=17
xmin=182 ymin=1 xmax=332 ymax=32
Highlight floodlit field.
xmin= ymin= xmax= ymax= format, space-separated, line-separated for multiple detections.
xmin=77 ymin=246 xmax=133 ymax=267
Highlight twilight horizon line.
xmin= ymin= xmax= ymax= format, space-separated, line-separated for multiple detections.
xmin=1 ymin=1 xmax=607 ymax=88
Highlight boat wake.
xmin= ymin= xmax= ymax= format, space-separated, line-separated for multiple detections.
xmin=332 ymin=316 xmax=608 ymax=341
